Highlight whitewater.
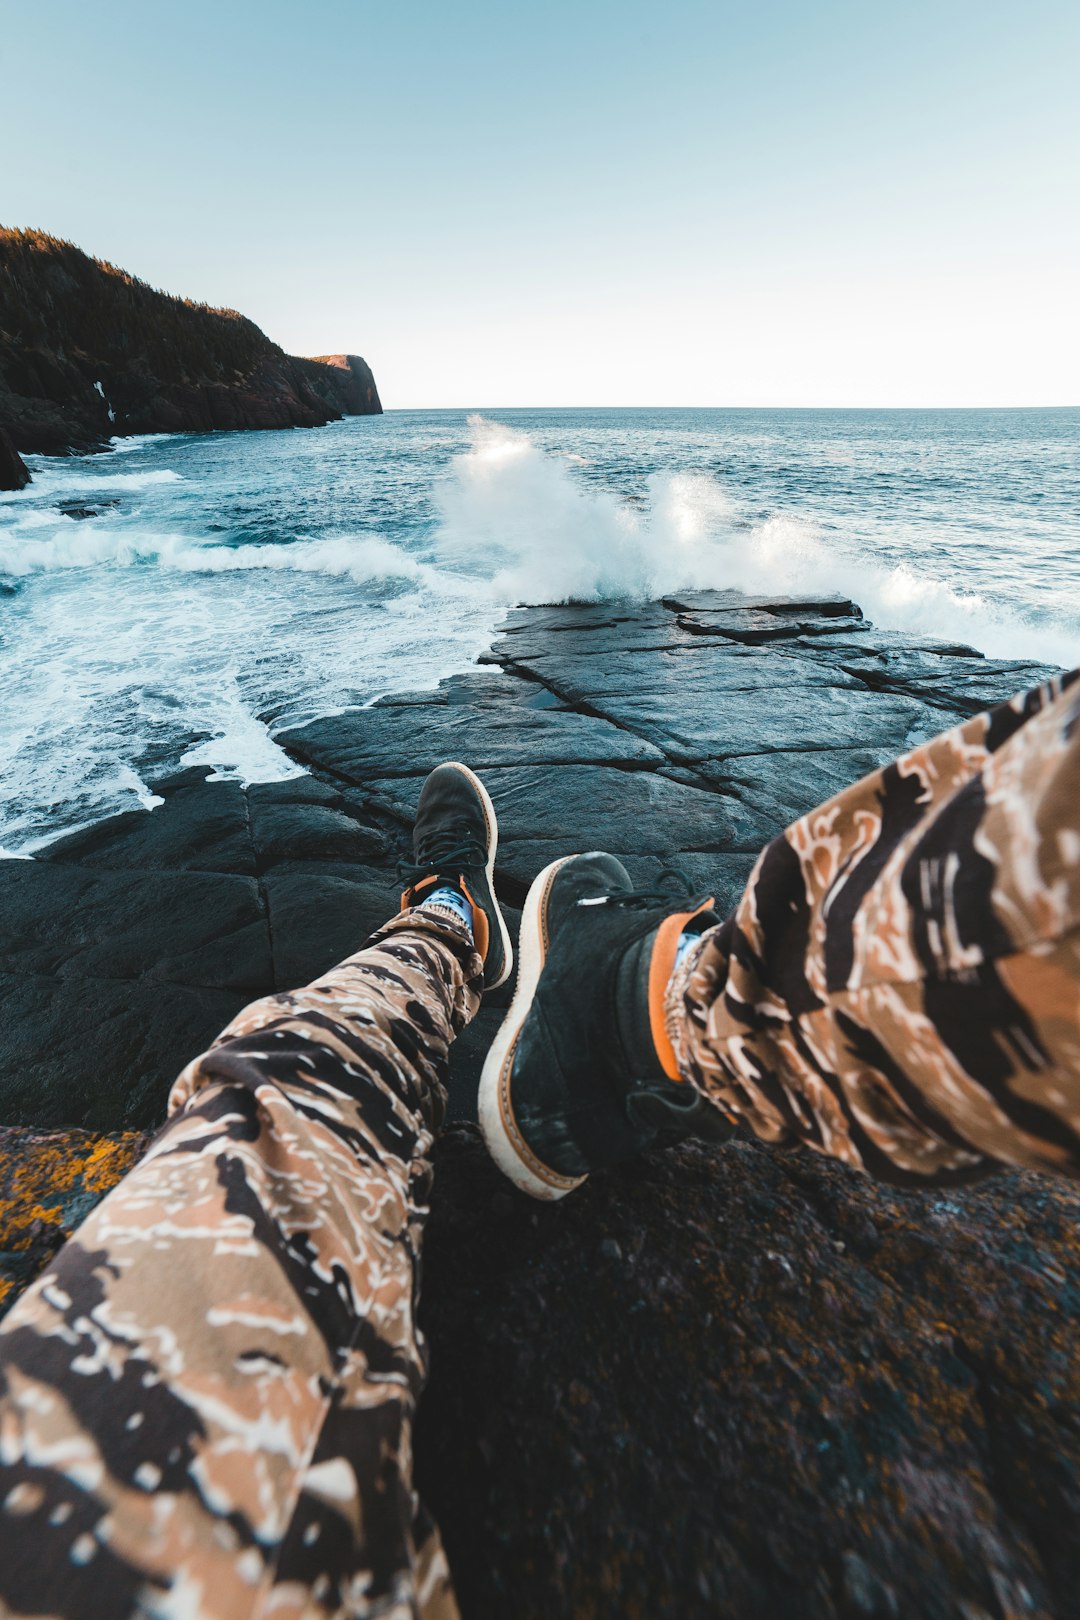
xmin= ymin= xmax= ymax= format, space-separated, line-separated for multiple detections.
xmin=1 ymin=407 xmax=1078 ymax=854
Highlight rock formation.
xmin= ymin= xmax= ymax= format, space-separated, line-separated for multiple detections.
xmin=0 ymin=229 xmax=381 ymax=455
xmin=1 ymin=593 xmax=1077 ymax=1617
xmin=308 ymin=353 xmax=382 ymax=415
xmin=0 ymin=425 xmax=29 ymax=490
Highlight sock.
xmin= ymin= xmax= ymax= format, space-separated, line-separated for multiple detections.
xmin=419 ymin=884 xmax=474 ymax=936
xmin=672 ymin=929 xmax=698 ymax=975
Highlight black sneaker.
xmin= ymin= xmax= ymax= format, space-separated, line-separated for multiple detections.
xmin=400 ymin=762 xmax=513 ymax=989
xmin=478 ymin=852 xmax=733 ymax=1199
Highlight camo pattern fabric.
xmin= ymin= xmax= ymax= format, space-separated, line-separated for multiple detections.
xmin=669 ymin=669 xmax=1080 ymax=1184
xmin=0 ymin=908 xmax=482 ymax=1620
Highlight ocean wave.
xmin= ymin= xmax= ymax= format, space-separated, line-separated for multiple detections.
xmin=434 ymin=416 xmax=1080 ymax=666
xmin=0 ymin=527 xmax=449 ymax=590
xmin=5 ymin=414 xmax=1076 ymax=666
xmin=22 ymin=466 xmax=185 ymax=492
xmin=4 ymin=415 xmax=1076 ymax=667
xmin=2 ymin=408 xmax=1076 ymax=854
xmin=108 ymin=433 xmax=179 ymax=454
xmin=434 ymin=416 xmax=737 ymax=602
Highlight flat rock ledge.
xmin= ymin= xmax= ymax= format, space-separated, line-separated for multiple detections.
xmin=1 ymin=592 xmax=1076 ymax=1618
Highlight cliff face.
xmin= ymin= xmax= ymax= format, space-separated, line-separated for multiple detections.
xmin=0 ymin=425 xmax=30 ymax=490
xmin=0 ymin=229 xmax=382 ymax=454
xmin=308 ymin=353 xmax=382 ymax=415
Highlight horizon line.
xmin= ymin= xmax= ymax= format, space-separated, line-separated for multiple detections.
xmin=371 ymin=401 xmax=1080 ymax=413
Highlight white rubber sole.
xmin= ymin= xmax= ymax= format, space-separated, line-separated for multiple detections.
xmin=442 ymin=761 xmax=514 ymax=990
xmin=478 ymin=855 xmax=589 ymax=1201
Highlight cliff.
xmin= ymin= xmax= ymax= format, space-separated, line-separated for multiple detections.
xmin=0 ymin=425 xmax=29 ymax=490
xmin=1 ymin=595 xmax=1077 ymax=1616
xmin=0 ymin=228 xmax=381 ymax=455
xmin=309 ymin=352 xmax=382 ymax=415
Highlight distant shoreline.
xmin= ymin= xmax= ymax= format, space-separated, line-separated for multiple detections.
xmin=0 ymin=229 xmax=380 ymax=485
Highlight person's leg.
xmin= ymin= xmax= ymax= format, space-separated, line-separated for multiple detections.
xmin=0 ymin=761 xmax=507 ymax=1620
xmin=480 ymin=671 xmax=1080 ymax=1195
xmin=671 ymin=668 xmax=1080 ymax=1183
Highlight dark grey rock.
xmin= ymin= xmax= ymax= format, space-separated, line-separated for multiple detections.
xmin=445 ymin=1006 xmax=505 ymax=1122
xmin=438 ymin=671 xmax=570 ymax=709
xmin=664 ymin=588 xmax=858 ymax=617
xmin=245 ymin=776 xmax=343 ymax=806
xmin=489 ymin=603 xmax=696 ymax=661
xmin=364 ymin=764 xmax=775 ymax=858
xmin=0 ymin=970 xmax=244 ymax=1130
xmin=373 ymin=672 xmax=561 ymax=709
xmin=678 ymin=608 xmax=872 ymax=644
xmin=697 ymin=748 xmax=902 ymax=829
xmin=57 ymin=499 xmax=120 ymax=521
xmin=501 ymin=641 xmax=863 ymax=702
xmin=0 ymin=425 xmax=30 ymax=491
xmin=0 ymin=863 xmax=269 ymax=990
xmin=622 ymin=683 xmax=944 ymax=762
xmin=262 ymin=870 xmax=401 ymax=991
xmin=502 ymin=643 xmax=946 ymax=766
xmin=248 ymin=796 xmax=389 ymax=870
xmin=281 ymin=702 xmax=665 ymax=784
xmin=500 ymin=603 xmax=678 ymax=634
xmin=38 ymin=779 xmax=255 ymax=875
xmin=811 ymin=646 xmax=1060 ymax=714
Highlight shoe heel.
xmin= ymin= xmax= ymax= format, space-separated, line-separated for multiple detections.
xmin=478 ymin=856 xmax=586 ymax=1201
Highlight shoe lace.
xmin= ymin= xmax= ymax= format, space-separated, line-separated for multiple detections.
xmin=587 ymin=865 xmax=703 ymax=912
xmin=398 ymin=821 xmax=488 ymax=887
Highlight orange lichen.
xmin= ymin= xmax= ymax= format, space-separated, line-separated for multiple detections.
xmin=0 ymin=1127 xmax=149 ymax=1313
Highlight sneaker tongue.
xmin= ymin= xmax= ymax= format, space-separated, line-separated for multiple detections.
xmin=405 ymin=838 xmax=485 ymax=883
xmin=548 ymin=854 xmax=635 ymax=934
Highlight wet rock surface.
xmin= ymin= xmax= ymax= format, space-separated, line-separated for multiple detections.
xmin=0 ymin=592 xmax=1076 ymax=1617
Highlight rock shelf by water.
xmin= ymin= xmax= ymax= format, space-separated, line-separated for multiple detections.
xmin=1 ymin=592 xmax=1076 ymax=1618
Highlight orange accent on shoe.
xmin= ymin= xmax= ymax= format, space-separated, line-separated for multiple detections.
xmin=460 ymin=878 xmax=489 ymax=961
xmin=647 ymin=900 xmax=715 ymax=1081
xmin=400 ymin=874 xmax=440 ymax=913
xmin=404 ymin=874 xmax=487 ymax=959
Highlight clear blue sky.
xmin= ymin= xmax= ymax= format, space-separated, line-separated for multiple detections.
xmin=2 ymin=0 xmax=1077 ymax=406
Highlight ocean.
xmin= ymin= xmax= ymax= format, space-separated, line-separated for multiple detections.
xmin=1 ymin=407 xmax=1078 ymax=855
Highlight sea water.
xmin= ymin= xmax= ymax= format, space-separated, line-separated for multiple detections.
xmin=1 ymin=408 xmax=1078 ymax=853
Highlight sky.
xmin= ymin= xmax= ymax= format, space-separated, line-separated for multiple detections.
xmin=2 ymin=0 xmax=1078 ymax=408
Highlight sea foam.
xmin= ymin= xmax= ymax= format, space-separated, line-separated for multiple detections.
xmin=435 ymin=417 xmax=1080 ymax=666
xmin=12 ymin=465 xmax=185 ymax=493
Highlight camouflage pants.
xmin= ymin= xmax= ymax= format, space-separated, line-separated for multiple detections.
xmin=2 ymin=673 xmax=1080 ymax=1620
xmin=0 ymin=910 xmax=482 ymax=1620
xmin=670 ymin=669 xmax=1080 ymax=1183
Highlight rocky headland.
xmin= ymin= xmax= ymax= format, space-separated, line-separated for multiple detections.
xmin=1 ymin=592 xmax=1077 ymax=1618
xmin=0 ymin=229 xmax=381 ymax=482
